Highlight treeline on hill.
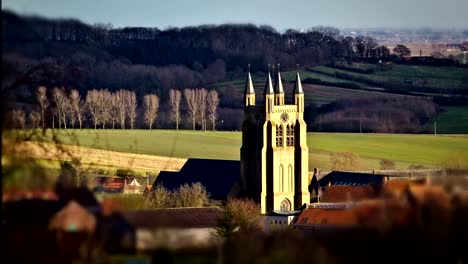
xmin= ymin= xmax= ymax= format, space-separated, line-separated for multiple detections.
xmin=1 ymin=10 xmax=455 ymax=132
xmin=3 ymin=11 xmax=387 ymax=101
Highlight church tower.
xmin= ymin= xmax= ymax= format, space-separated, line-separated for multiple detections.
xmin=241 ymin=68 xmax=310 ymax=215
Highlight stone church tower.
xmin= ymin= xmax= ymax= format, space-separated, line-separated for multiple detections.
xmin=240 ymin=68 xmax=310 ymax=214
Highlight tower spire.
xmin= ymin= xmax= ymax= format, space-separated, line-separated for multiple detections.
xmin=244 ymin=64 xmax=255 ymax=95
xmin=275 ymin=64 xmax=284 ymax=94
xmin=274 ymin=63 xmax=285 ymax=105
xmin=294 ymin=67 xmax=304 ymax=113
xmin=293 ymin=71 xmax=304 ymax=94
xmin=264 ymin=64 xmax=274 ymax=113
xmin=244 ymin=64 xmax=255 ymax=106
xmin=264 ymin=64 xmax=274 ymax=95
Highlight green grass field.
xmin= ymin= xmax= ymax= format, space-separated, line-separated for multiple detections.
xmin=15 ymin=129 xmax=468 ymax=171
xmin=212 ymin=69 xmax=415 ymax=107
xmin=429 ymin=107 xmax=468 ymax=134
xmin=314 ymin=64 xmax=468 ymax=90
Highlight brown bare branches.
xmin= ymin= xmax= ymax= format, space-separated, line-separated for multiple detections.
xmin=207 ymin=90 xmax=219 ymax=131
xmin=109 ymin=92 xmax=119 ymax=129
xmin=70 ymin=89 xmax=86 ymax=129
xmin=52 ymin=87 xmax=69 ymax=129
xmin=36 ymin=86 xmax=48 ymax=129
xmin=184 ymin=88 xmax=198 ymax=130
xmin=98 ymin=89 xmax=112 ymax=129
xmin=86 ymin=90 xmax=100 ymax=129
xmin=196 ymin=88 xmax=208 ymax=131
xmin=115 ymin=89 xmax=127 ymax=129
xmin=30 ymin=86 xmax=218 ymax=130
xmin=7 ymin=110 xmax=26 ymax=129
xmin=28 ymin=110 xmax=41 ymax=128
xmin=127 ymin=91 xmax=137 ymax=129
xmin=169 ymin=89 xmax=181 ymax=130
xmin=144 ymin=94 xmax=159 ymax=129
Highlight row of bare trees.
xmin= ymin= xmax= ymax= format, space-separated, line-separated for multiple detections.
xmin=84 ymin=89 xmax=139 ymax=129
xmin=182 ymin=88 xmax=220 ymax=131
xmin=7 ymin=86 xmax=219 ymax=130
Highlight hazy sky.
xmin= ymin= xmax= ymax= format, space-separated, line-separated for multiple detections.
xmin=3 ymin=0 xmax=468 ymax=30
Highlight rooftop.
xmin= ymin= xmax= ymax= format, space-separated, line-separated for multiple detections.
xmin=122 ymin=207 xmax=223 ymax=229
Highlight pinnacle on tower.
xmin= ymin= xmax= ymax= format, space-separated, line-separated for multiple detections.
xmin=264 ymin=65 xmax=274 ymax=95
xmin=244 ymin=70 xmax=255 ymax=95
xmin=244 ymin=64 xmax=256 ymax=107
xmin=293 ymin=72 xmax=304 ymax=94
xmin=274 ymin=64 xmax=284 ymax=94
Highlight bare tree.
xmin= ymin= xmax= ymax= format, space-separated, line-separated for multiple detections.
xmin=52 ymin=87 xmax=69 ymax=129
xmin=8 ymin=110 xmax=26 ymax=129
xmin=184 ymin=88 xmax=198 ymax=130
xmin=173 ymin=182 xmax=209 ymax=207
xmin=169 ymin=89 xmax=181 ymax=130
xmin=36 ymin=86 xmax=48 ymax=129
xmin=196 ymin=88 xmax=208 ymax=131
xmin=149 ymin=185 xmax=173 ymax=208
xmin=109 ymin=92 xmax=120 ymax=129
xmin=115 ymin=89 xmax=128 ymax=129
xmin=69 ymin=90 xmax=78 ymax=128
xmin=28 ymin=110 xmax=41 ymax=128
xmin=70 ymin=89 xmax=85 ymax=129
xmin=127 ymin=91 xmax=137 ymax=129
xmin=86 ymin=90 xmax=100 ymax=129
xmin=98 ymin=89 xmax=112 ymax=129
xmin=144 ymin=94 xmax=159 ymax=129
xmin=207 ymin=90 xmax=220 ymax=131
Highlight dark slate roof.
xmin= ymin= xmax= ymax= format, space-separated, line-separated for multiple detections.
xmin=152 ymin=171 xmax=183 ymax=190
xmin=318 ymin=171 xmax=386 ymax=187
xmin=153 ymin=158 xmax=241 ymax=200
xmin=122 ymin=208 xmax=223 ymax=229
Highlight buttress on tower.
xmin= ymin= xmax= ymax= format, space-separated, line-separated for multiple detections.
xmin=240 ymin=68 xmax=310 ymax=215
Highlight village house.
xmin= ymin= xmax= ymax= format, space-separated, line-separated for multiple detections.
xmin=94 ymin=176 xmax=142 ymax=194
xmin=101 ymin=208 xmax=223 ymax=251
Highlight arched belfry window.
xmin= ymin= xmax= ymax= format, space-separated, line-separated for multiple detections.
xmin=276 ymin=124 xmax=283 ymax=147
xmin=286 ymin=124 xmax=294 ymax=146
xmin=280 ymin=199 xmax=291 ymax=211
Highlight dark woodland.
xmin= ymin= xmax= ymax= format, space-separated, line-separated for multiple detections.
xmin=2 ymin=10 xmax=464 ymax=132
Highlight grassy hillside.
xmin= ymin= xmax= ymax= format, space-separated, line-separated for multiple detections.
xmin=214 ymin=69 xmax=419 ymax=107
xmin=215 ymin=64 xmax=468 ymax=133
xmin=313 ymin=64 xmax=467 ymax=91
xmin=429 ymin=106 xmax=468 ymax=134
xmin=10 ymin=129 xmax=468 ymax=171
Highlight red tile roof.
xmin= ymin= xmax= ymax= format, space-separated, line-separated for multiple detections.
xmin=383 ymin=178 xmax=426 ymax=198
xmin=296 ymin=207 xmax=357 ymax=226
xmin=95 ymin=177 xmax=138 ymax=189
xmin=320 ymin=185 xmax=380 ymax=203
xmin=353 ymin=199 xmax=412 ymax=228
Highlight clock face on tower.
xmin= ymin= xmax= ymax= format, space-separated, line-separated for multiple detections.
xmin=280 ymin=113 xmax=289 ymax=123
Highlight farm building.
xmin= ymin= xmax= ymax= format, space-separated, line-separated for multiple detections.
xmin=151 ymin=158 xmax=240 ymax=200
xmin=94 ymin=176 xmax=142 ymax=194
xmin=101 ymin=208 xmax=223 ymax=251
